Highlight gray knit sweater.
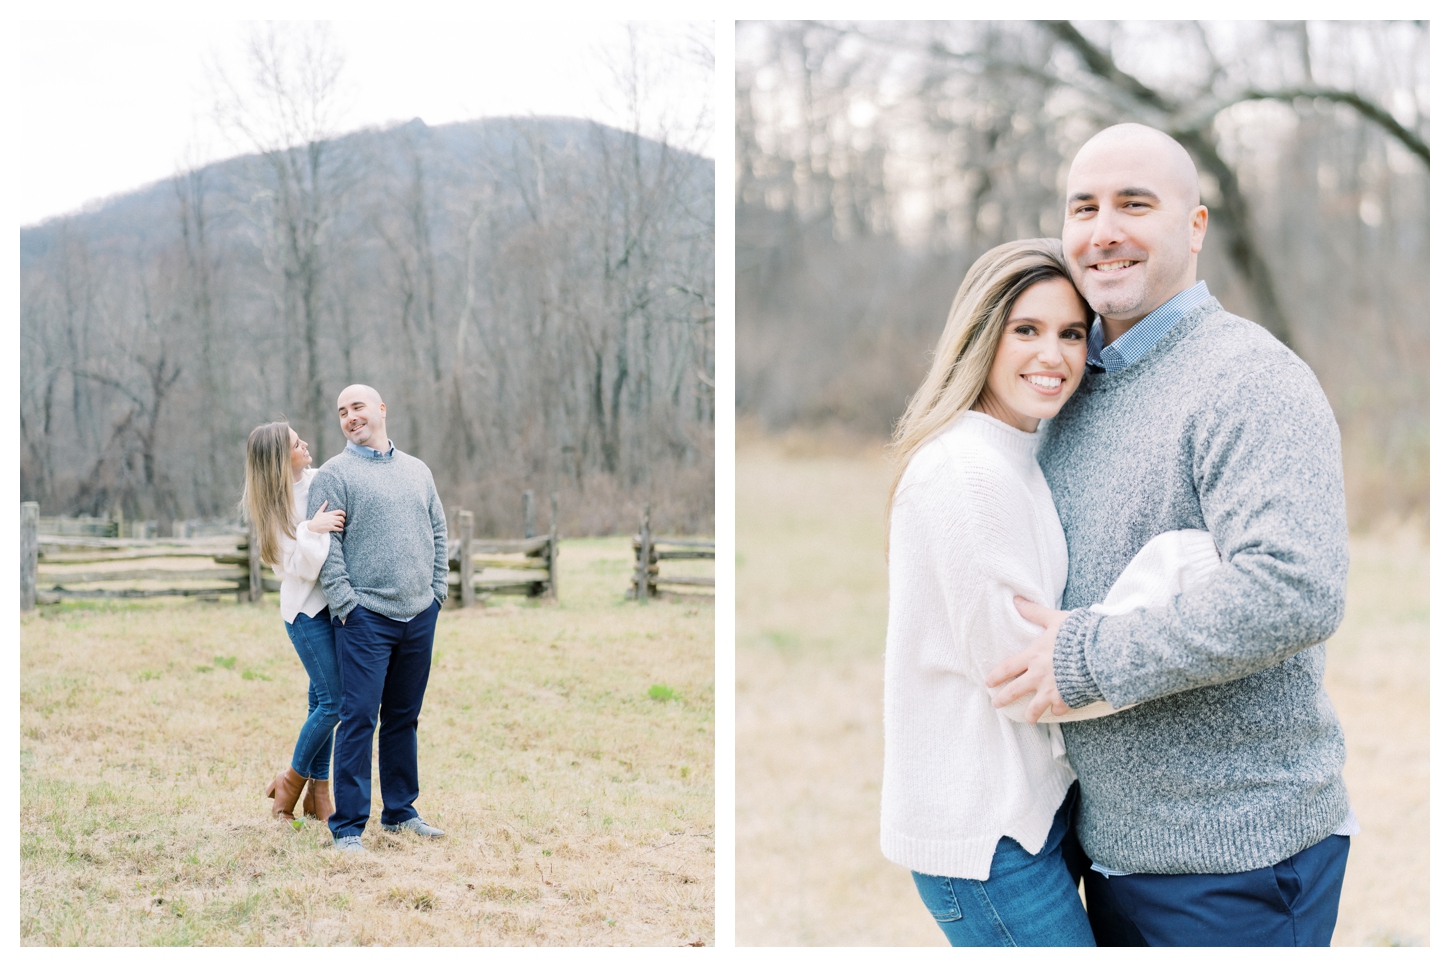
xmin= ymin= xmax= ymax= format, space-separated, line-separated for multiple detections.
xmin=1037 ymin=297 xmax=1350 ymax=875
xmin=307 ymin=447 xmax=449 ymax=622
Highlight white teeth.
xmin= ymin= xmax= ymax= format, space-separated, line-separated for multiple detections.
xmin=1025 ymin=375 xmax=1062 ymax=388
xmin=1093 ymin=260 xmax=1136 ymax=272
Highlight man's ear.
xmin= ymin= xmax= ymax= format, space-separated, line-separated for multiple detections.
xmin=379 ymin=402 xmax=386 ymax=417
xmin=1189 ymin=205 xmax=1208 ymax=254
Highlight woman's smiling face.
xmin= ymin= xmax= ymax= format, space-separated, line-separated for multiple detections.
xmin=288 ymin=427 xmax=312 ymax=473
xmin=973 ymin=277 xmax=1090 ymax=433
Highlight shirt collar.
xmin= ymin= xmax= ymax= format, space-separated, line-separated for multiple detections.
xmin=1086 ymin=280 xmax=1211 ymax=373
xmin=346 ymin=438 xmax=395 ymax=459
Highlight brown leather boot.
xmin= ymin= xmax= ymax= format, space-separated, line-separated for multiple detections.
xmin=304 ymin=779 xmax=334 ymax=825
xmin=264 ymin=767 xmax=307 ymax=821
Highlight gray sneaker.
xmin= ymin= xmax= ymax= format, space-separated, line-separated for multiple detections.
xmin=333 ymin=835 xmax=367 ymax=854
xmin=382 ymin=816 xmax=446 ymax=838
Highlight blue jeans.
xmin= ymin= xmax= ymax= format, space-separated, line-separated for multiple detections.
xmin=1084 ymin=833 xmax=1351 ymax=946
xmin=329 ymin=600 xmax=439 ymax=839
xmin=283 ymin=608 xmax=341 ymax=780
xmin=912 ymin=787 xmax=1096 ymax=946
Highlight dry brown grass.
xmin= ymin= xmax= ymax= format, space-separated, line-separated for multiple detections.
xmin=735 ymin=437 xmax=1428 ymax=947
xmin=21 ymin=538 xmax=713 ymax=946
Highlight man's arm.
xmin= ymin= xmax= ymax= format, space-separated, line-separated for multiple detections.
xmin=995 ymin=360 xmax=1348 ymax=714
xmin=308 ymin=470 xmax=359 ymax=621
xmin=428 ymin=479 xmax=449 ymax=605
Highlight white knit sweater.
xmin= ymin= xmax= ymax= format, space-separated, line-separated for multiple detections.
xmin=881 ymin=410 xmax=1077 ymax=880
xmin=274 ymin=468 xmax=331 ymax=624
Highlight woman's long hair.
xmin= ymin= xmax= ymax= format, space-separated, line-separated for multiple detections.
xmin=242 ymin=421 xmax=296 ymax=568
xmin=886 ymin=238 xmax=1087 ymax=520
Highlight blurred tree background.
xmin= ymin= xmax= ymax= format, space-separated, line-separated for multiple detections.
xmin=736 ymin=20 xmax=1428 ymax=527
xmin=20 ymin=23 xmax=714 ymax=537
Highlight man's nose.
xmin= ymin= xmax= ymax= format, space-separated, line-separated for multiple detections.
xmin=1090 ymin=207 xmax=1124 ymax=249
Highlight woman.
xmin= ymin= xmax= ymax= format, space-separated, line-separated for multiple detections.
xmin=243 ymin=421 xmax=346 ymax=823
xmin=878 ymin=238 xmax=1222 ymax=946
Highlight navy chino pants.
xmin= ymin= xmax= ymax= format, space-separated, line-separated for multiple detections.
xmin=1084 ymin=833 xmax=1351 ymax=946
xmin=328 ymin=599 xmax=440 ymax=840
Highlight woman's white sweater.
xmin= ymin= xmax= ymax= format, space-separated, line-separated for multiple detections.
xmin=880 ymin=410 xmax=1078 ymax=880
xmin=274 ymin=468 xmax=331 ymax=624
xmin=881 ymin=411 xmax=1228 ymax=879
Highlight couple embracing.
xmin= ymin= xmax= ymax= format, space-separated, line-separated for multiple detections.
xmin=243 ymin=385 xmax=448 ymax=853
xmin=881 ymin=124 xmax=1355 ymax=946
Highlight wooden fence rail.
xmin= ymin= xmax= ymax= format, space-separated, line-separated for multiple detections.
xmin=25 ymin=528 xmax=257 ymax=606
xmin=20 ymin=492 xmax=569 ymax=611
xmin=446 ymin=491 xmax=558 ymax=606
xmin=629 ymin=503 xmax=714 ymax=601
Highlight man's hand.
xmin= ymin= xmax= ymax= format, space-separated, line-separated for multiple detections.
xmin=986 ymin=597 xmax=1072 ymax=724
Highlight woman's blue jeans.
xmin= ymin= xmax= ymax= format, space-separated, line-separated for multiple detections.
xmin=283 ymin=608 xmax=342 ymax=780
xmin=912 ymin=785 xmax=1096 ymax=946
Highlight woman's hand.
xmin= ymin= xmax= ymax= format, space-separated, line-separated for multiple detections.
xmin=307 ymin=500 xmax=346 ymax=534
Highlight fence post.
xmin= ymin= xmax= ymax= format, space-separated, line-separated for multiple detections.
xmin=458 ymin=510 xmax=475 ymax=608
xmin=247 ymin=522 xmax=263 ymax=603
xmin=547 ymin=492 xmax=559 ymax=602
xmin=523 ymin=490 xmax=535 ymax=539
xmin=21 ymin=502 xmax=39 ymax=612
xmin=634 ymin=503 xmax=652 ymax=603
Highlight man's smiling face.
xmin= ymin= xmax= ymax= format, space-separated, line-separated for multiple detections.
xmin=1062 ymin=126 xmax=1208 ymax=327
xmin=337 ymin=384 xmax=387 ymax=450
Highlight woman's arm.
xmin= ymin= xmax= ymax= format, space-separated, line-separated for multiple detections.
xmin=276 ymin=512 xmax=330 ymax=582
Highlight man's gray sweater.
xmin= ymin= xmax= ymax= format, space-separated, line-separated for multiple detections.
xmin=1038 ymin=297 xmax=1351 ymax=876
xmin=307 ymin=447 xmax=449 ymax=622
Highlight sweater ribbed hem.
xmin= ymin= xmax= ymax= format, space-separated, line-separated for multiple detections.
xmin=880 ymin=827 xmax=1004 ymax=882
xmin=881 ymin=771 xmax=1072 ymax=880
xmin=1053 ymin=607 xmax=1104 ymax=707
xmin=1078 ymin=776 xmax=1350 ymax=875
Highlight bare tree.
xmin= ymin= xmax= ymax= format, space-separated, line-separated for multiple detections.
xmin=212 ymin=22 xmax=350 ymax=445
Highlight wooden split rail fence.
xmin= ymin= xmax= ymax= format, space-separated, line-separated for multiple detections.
xmin=21 ymin=502 xmax=261 ymax=609
xmin=447 ymin=491 xmax=558 ymax=606
xmin=20 ymin=492 xmax=559 ymax=611
xmin=629 ymin=504 xmax=715 ymax=601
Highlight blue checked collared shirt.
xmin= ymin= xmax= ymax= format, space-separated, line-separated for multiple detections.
xmin=1086 ymin=280 xmax=1211 ymax=372
xmin=346 ymin=438 xmax=395 ymax=459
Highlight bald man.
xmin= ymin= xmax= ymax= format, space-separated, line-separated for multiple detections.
xmin=986 ymin=124 xmax=1354 ymax=945
xmin=308 ymin=384 xmax=450 ymax=853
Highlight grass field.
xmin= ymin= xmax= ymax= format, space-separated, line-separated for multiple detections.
xmin=736 ymin=434 xmax=1429 ymax=947
xmin=20 ymin=538 xmax=713 ymax=946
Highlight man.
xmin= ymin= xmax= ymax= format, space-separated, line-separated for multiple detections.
xmin=308 ymin=384 xmax=450 ymax=853
xmin=986 ymin=124 xmax=1355 ymax=945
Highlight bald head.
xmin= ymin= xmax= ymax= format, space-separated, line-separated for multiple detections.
xmin=336 ymin=384 xmax=389 ymax=451
xmin=1061 ymin=123 xmax=1209 ymax=333
xmin=337 ymin=384 xmax=383 ymax=409
xmin=1071 ymin=123 xmax=1200 ymax=208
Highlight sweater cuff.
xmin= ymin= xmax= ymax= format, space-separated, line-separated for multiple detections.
xmin=1054 ymin=608 xmax=1106 ymax=708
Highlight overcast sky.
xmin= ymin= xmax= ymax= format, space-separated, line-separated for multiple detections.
xmin=15 ymin=19 xmax=714 ymax=227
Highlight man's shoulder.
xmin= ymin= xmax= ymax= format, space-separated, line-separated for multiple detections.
xmin=1181 ymin=302 xmax=1311 ymax=377
xmin=314 ymin=453 xmax=354 ymax=479
xmin=391 ymin=449 xmax=437 ymax=480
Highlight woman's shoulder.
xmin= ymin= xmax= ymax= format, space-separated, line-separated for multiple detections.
xmin=898 ymin=417 xmax=1027 ymax=513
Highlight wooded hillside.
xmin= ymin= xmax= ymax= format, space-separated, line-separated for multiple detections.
xmin=21 ymin=115 xmax=714 ymax=536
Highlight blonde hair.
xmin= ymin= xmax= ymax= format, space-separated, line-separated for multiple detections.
xmin=242 ymin=421 xmax=296 ymax=568
xmin=887 ymin=238 xmax=1086 ymax=518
